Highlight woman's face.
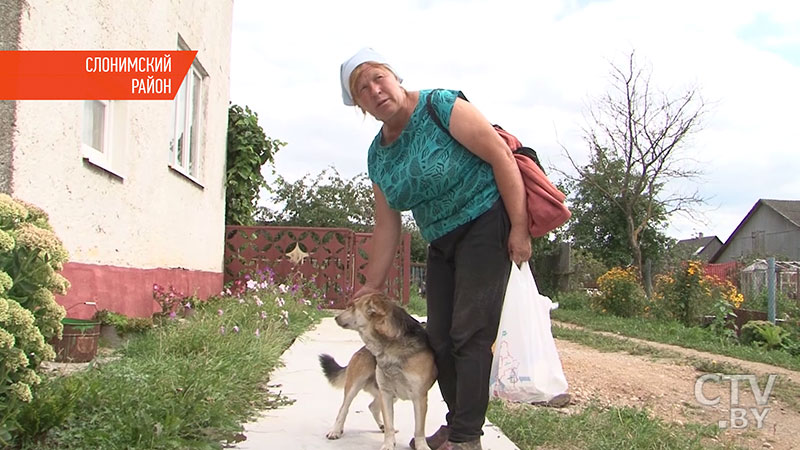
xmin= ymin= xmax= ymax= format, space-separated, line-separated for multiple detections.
xmin=352 ymin=65 xmax=404 ymax=121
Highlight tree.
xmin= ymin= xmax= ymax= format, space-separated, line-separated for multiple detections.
xmin=225 ymin=104 xmax=284 ymax=225
xmin=563 ymin=51 xmax=707 ymax=280
xmin=565 ymin=164 xmax=673 ymax=270
xmin=259 ymin=168 xmax=429 ymax=262
xmin=260 ymin=168 xmax=375 ymax=231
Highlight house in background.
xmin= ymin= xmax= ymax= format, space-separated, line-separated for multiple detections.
xmin=1 ymin=1 xmax=234 ymax=318
xmin=676 ymin=233 xmax=723 ymax=262
xmin=711 ymin=199 xmax=800 ymax=263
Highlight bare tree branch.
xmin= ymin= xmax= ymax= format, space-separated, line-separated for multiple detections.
xmin=561 ymin=51 xmax=708 ymax=278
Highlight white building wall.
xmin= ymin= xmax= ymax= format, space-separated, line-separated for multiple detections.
xmin=12 ymin=0 xmax=233 ymax=272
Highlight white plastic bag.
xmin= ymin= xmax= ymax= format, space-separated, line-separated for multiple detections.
xmin=489 ymin=262 xmax=568 ymax=403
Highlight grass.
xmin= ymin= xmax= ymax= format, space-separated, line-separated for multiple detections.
xmin=405 ymin=285 xmax=428 ymax=317
xmin=551 ymin=324 xmax=685 ymax=360
xmin=11 ymin=279 xmax=326 ymax=450
xmin=486 ymin=400 xmax=736 ymax=450
xmin=551 ymin=308 xmax=800 ymax=372
xmin=15 ymin=282 xmax=795 ymax=450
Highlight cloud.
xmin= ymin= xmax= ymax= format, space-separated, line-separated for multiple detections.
xmin=230 ymin=0 xmax=799 ymax=240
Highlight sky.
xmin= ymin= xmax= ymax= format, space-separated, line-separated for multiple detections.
xmin=229 ymin=0 xmax=800 ymax=243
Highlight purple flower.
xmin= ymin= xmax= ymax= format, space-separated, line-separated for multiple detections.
xmin=233 ymin=325 xmax=240 ymax=333
xmin=169 ymin=311 xmax=177 ymax=319
xmin=185 ymin=302 xmax=192 ymax=309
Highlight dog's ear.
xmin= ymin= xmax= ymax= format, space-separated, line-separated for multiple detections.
xmin=365 ymin=295 xmax=386 ymax=318
xmin=372 ymin=298 xmax=402 ymax=340
xmin=374 ymin=315 xmax=401 ymax=340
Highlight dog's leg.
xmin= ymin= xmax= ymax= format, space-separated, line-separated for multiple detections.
xmin=378 ymin=390 xmax=396 ymax=450
xmin=364 ymin=382 xmax=385 ymax=431
xmin=411 ymin=393 xmax=432 ymax=450
xmin=326 ymin=379 xmax=364 ymax=439
xmin=368 ymin=397 xmax=384 ymax=431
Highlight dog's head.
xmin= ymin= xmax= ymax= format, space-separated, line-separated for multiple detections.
xmin=335 ymin=293 xmax=401 ymax=340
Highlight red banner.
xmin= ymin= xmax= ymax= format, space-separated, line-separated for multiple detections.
xmin=0 ymin=51 xmax=197 ymax=100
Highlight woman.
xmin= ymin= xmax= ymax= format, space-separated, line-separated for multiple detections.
xmin=342 ymin=47 xmax=531 ymax=450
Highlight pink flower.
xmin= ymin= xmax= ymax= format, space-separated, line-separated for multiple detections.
xmin=256 ymin=299 xmax=264 ymax=307
xmin=260 ymin=311 xmax=267 ymax=320
xmin=169 ymin=311 xmax=177 ymax=319
xmin=255 ymin=328 xmax=260 ymax=337
xmin=233 ymin=325 xmax=240 ymax=333
xmin=217 ymin=309 xmax=224 ymax=316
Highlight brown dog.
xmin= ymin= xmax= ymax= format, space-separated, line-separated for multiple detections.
xmin=320 ymin=293 xmax=437 ymax=450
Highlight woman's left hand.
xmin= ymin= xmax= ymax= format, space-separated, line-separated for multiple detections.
xmin=508 ymin=225 xmax=532 ymax=265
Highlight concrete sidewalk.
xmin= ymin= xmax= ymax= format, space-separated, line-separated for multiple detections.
xmin=234 ymin=317 xmax=520 ymax=450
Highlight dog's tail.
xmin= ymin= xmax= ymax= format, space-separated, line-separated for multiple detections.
xmin=319 ymin=354 xmax=346 ymax=388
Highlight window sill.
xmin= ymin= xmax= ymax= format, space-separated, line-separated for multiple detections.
xmin=169 ymin=164 xmax=204 ymax=189
xmin=82 ymin=156 xmax=124 ymax=181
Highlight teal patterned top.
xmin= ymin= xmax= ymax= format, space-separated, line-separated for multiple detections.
xmin=367 ymin=89 xmax=500 ymax=242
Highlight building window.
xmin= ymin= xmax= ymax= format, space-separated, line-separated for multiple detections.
xmin=82 ymin=100 xmax=124 ymax=179
xmin=82 ymin=100 xmax=112 ymax=163
xmin=169 ymin=59 xmax=205 ymax=182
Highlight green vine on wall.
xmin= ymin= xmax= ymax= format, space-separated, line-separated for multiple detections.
xmin=225 ymin=104 xmax=285 ymax=225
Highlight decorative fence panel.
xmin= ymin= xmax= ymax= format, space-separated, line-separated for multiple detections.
xmin=224 ymin=226 xmax=410 ymax=308
xmin=353 ymin=233 xmax=411 ymax=305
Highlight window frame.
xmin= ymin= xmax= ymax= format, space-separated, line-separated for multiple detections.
xmin=81 ymin=99 xmax=113 ymax=167
xmin=169 ymin=48 xmax=206 ymax=186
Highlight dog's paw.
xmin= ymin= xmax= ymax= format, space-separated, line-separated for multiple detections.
xmin=379 ymin=444 xmax=395 ymax=450
xmin=326 ymin=430 xmax=343 ymax=440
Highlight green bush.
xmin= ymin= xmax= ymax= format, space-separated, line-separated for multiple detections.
xmin=12 ymin=270 xmax=325 ymax=449
xmin=554 ymin=290 xmax=592 ymax=311
xmin=740 ymin=320 xmax=788 ymax=350
xmin=94 ymin=310 xmax=154 ymax=336
xmin=653 ymin=260 xmax=744 ymax=330
xmin=595 ymin=267 xmax=646 ymax=317
xmin=1 ymin=194 xmax=69 ymax=445
xmin=749 ymin=288 xmax=800 ymax=319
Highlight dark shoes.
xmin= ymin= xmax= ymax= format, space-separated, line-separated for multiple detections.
xmin=409 ymin=425 xmax=450 ymax=450
xmin=436 ymin=439 xmax=483 ymax=450
xmin=532 ymin=392 xmax=572 ymax=408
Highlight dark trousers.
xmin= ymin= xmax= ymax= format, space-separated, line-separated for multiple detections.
xmin=425 ymin=199 xmax=512 ymax=443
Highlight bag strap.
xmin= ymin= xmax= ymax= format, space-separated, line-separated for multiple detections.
xmin=425 ymin=89 xmax=467 ymax=137
xmin=425 ymin=89 xmax=546 ymax=174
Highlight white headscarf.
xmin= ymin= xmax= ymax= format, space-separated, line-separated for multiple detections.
xmin=340 ymin=47 xmax=403 ymax=106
